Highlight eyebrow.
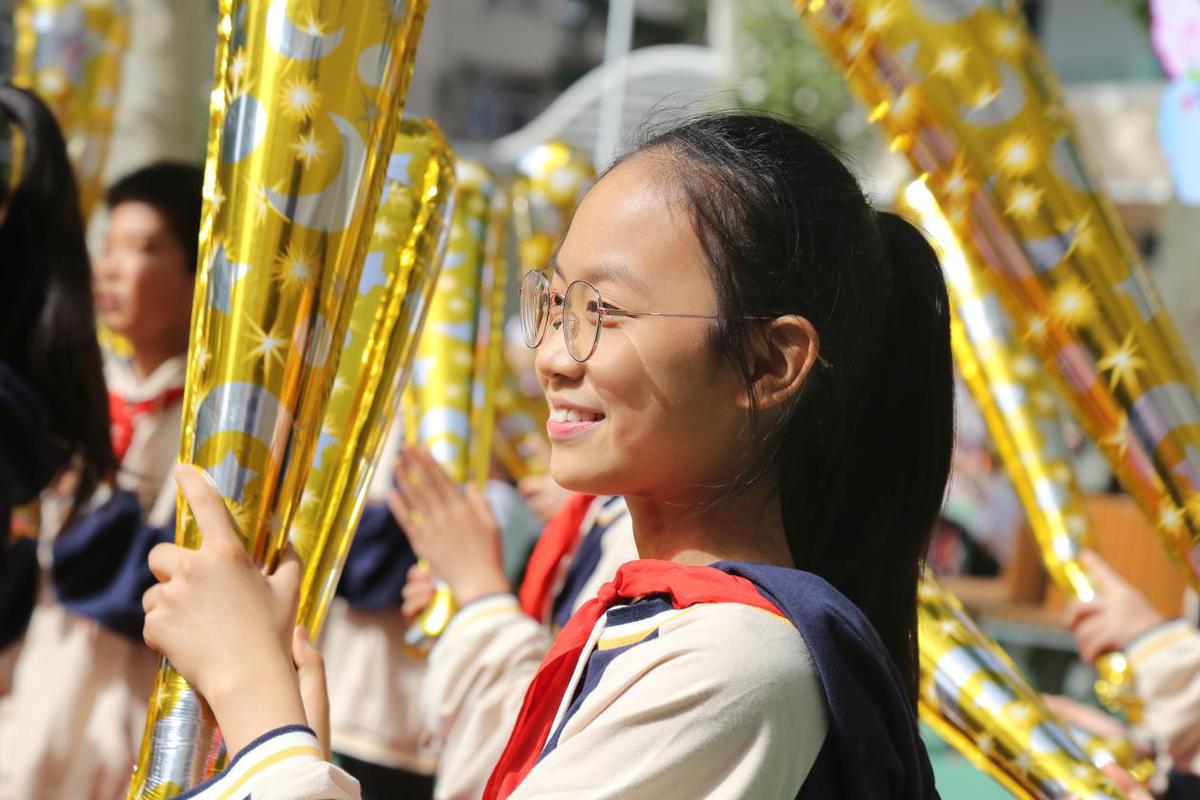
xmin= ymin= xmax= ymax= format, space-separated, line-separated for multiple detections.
xmin=548 ymin=253 xmax=648 ymax=294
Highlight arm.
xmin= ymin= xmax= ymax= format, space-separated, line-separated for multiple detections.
xmin=423 ymin=593 xmax=555 ymax=800
xmin=176 ymin=726 xmax=359 ymax=800
xmin=1127 ymin=620 xmax=1200 ymax=769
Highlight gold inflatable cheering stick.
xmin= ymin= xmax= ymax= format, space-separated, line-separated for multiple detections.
xmin=796 ymin=0 xmax=1200 ymax=641
xmin=403 ymin=160 xmax=509 ymax=652
xmin=919 ymin=575 xmax=1134 ymax=798
xmin=494 ymin=141 xmax=594 ymax=480
xmin=127 ymin=1 xmax=428 ymax=797
xmin=291 ymin=120 xmax=456 ymax=639
xmin=13 ymin=0 xmax=127 ymax=218
xmin=899 ymin=178 xmax=1140 ymax=717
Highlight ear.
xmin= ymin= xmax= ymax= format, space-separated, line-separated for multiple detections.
xmin=737 ymin=315 xmax=820 ymax=412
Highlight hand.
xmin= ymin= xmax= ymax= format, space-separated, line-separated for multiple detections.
xmin=142 ymin=464 xmax=308 ymax=757
xmin=401 ymin=562 xmax=436 ymax=626
xmin=1101 ymin=764 xmax=1153 ymax=800
xmin=517 ymin=473 xmax=574 ymax=525
xmin=1042 ymin=694 xmax=1131 ymax=741
xmin=1066 ymin=551 xmax=1165 ymax=663
xmin=293 ymin=626 xmax=330 ymax=761
xmin=388 ymin=447 xmax=509 ymax=606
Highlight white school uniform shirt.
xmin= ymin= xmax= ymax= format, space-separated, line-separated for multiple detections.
xmin=181 ymin=593 xmax=828 ymax=800
xmin=423 ymin=495 xmax=638 ymax=800
xmin=0 ymin=355 xmax=184 ymax=800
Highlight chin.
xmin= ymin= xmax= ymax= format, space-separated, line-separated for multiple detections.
xmin=548 ymin=450 xmax=623 ymax=496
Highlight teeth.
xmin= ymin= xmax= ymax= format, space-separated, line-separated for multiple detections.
xmin=551 ymin=407 xmax=600 ymax=423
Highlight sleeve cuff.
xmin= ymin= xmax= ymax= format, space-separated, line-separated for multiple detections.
xmin=176 ymin=725 xmax=325 ymax=799
xmin=1127 ymin=618 xmax=1195 ymax=670
xmin=437 ymin=592 xmax=523 ymax=647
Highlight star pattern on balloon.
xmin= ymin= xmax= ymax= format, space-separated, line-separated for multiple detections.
xmin=280 ymin=75 xmax=321 ymax=121
xmin=1097 ymin=333 xmax=1147 ymax=391
xmin=275 ymin=240 xmax=319 ymax=294
xmin=245 ymin=316 xmax=289 ymax=369
xmin=291 ymin=130 xmax=324 ymax=167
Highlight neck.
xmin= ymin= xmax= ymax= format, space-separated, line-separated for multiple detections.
xmin=626 ymin=478 xmax=794 ymax=569
xmin=130 ymin=342 xmax=182 ymax=382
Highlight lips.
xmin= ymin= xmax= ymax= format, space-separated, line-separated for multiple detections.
xmin=95 ymin=293 xmax=119 ymax=313
xmin=546 ymin=400 xmax=605 ymax=441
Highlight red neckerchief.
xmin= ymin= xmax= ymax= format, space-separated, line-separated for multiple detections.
xmin=108 ymin=386 xmax=185 ymax=463
xmin=485 ymin=559 xmax=784 ymax=799
xmin=517 ymin=493 xmax=596 ymax=620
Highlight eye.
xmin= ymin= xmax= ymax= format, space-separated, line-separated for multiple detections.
xmin=598 ymin=301 xmax=624 ymax=327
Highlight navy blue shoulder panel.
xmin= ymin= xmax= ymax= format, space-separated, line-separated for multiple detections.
xmin=334 ymin=504 xmax=417 ymax=611
xmin=52 ymin=490 xmax=174 ymax=642
xmin=712 ymin=561 xmax=938 ymax=800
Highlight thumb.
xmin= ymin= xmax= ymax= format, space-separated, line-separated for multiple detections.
xmin=292 ymin=626 xmax=330 ymax=760
xmin=175 ymin=463 xmax=243 ymax=550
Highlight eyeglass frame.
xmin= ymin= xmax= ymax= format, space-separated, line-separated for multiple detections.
xmin=518 ymin=269 xmax=781 ymax=363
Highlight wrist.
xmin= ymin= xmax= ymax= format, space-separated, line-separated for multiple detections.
xmin=451 ymin=569 xmax=511 ymax=607
xmin=206 ymin=654 xmax=308 ymax=757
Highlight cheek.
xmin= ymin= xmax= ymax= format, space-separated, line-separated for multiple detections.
xmin=586 ymin=330 xmax=745 ymax=486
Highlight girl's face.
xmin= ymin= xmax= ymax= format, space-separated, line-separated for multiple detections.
xmin=536 ymin=155 xmax=749 ymax=504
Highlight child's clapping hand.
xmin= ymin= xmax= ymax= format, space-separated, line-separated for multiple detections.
xmin=388 ymin=447 xmax=509 ymax=607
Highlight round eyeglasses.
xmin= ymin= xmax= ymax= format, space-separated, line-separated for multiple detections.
xmin=518 ymin=269 xmax=749 ymax=362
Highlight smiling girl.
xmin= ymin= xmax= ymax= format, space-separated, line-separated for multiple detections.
xmin=144 ymin=113 xmax=952 ymax=799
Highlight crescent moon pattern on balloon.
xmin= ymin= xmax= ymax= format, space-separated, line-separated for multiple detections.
xmin=1130 ymin=383 xmax=1200 ymax=451
xmin=1114 ymin=273 xmax=1159 ymax=323
xmin=221 ymin=94 xmax=267 ymax=164
xmin=1050 ymin=137 xmax=1093 ymax=192
xmin=193 ymin=381 xmax=291 ymax=454
xmin=266 ymin=112 xmax=366 ymax=233
xmin=266 ymin=0 xmax=345 ymax=61
xmin=1025 ymin=222 xmax=1079 ymax=273
xmin=207 ymin=449 xmax=259 ymax=504
xmin=357 ymin=42 xmax=391 ymax=87
xmin=962 ymin=63 xmax=1026 ymax=126
xmin=206 ymin=243 xmax=251 ymax=314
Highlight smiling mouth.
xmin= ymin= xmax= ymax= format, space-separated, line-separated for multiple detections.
xmin=546 ymin=407 xmax=605 ymax=440
xmin=549 ymin=407 xmax=603 ymax=423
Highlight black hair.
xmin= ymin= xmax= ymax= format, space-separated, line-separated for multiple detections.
xmin=625 ymin=113 xmax=954 ymax=704
xmin=105 ymin=161 xmax=205 ymax=274
xmin=0 ymin=83 xmax=115 ymax=513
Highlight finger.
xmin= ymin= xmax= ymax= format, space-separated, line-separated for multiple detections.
xmin=414 ymin=447 xmax=459 ymax=504
xmin=1075 ymin=615 xmax=1115 ymax=663
xmin=148 ymin=542 xmax=187 ymax=582
xmin=407 ymin=562 xmax=431 ymax=584
xmin=387 ymin=489 xmax=417 ymax=538
xmin=394 ymin=448 xmax=437 ymax=514
xmin=175 ymin=464 xmax=241 ymax=550
xmin=464 ymin=484 xmax=496 ymax=528
xmin=269 ymin=543 xmax=303 ymax=616
xmin=142 ymin=582 xmax=165 ymax=615
xmin=1080 ymin=550 xmax=1122 ymax=593
xmin=292 ymin=626 xmax=331 ymax=761
xmin=1065 ymin=598 xmax=1101 ymax=630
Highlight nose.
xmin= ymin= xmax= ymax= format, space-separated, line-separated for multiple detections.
xmin=534 ymin=317 xmax=585 ymax=387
